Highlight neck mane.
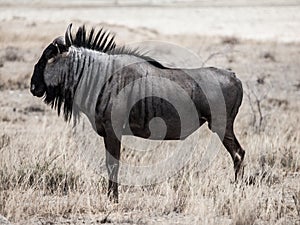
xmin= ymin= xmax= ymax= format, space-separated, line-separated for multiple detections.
xmin=69 ymin=25 xmax=167 ymax=69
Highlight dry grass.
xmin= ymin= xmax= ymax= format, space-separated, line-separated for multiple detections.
xmin=0 ymin=110 xmax=299 ymax=224
xmin=0 ymin=19 xmax=299 ymax=224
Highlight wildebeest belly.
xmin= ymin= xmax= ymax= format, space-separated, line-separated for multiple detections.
xmin=123 ymin=96 xmax=206 ymax=140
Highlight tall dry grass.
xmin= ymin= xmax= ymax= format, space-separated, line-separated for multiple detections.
xmin=0 ymin=94 xmax=299 ymax=224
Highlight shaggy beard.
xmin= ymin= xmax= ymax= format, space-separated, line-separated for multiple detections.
xmin=43 ymin=84 xmax=73 ymax=122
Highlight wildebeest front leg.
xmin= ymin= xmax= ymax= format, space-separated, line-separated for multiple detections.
xmin=104 ymin=132 xmax=121 ymax=203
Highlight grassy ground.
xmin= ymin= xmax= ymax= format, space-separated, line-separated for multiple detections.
xmin=0 ymin=17 xmax=299 ymax=225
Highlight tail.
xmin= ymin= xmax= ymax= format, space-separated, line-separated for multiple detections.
xmin=231 ymin=74 xmax=243 ymax=118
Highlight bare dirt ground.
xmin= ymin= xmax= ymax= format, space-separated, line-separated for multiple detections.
xmin=0 ymin=1 xmax=300 ymax=224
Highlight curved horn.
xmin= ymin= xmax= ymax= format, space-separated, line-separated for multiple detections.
xmin=65 ymin=23 xmax=73 ymax=47
xmin=53 ymin=36 xmax=65 ymax=45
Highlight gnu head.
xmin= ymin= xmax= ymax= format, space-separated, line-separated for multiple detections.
xmin=30 ymin=26 xmax=71 ymax=97
xmin=29 ymin=23 xmax=120 ymax=121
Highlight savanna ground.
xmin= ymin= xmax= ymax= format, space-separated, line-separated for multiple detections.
xmin=0 ymin=1 xmax=299 ymax=224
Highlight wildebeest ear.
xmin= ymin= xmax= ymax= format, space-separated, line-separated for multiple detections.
xmin=65 ymin=23 xmax=73 ymax=47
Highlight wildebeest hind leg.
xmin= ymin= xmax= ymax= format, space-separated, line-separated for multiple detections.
xmin=211 ymin=121 xmax=245 ymax=181
xmin=221 ymin=123 xmax=245 ymax=181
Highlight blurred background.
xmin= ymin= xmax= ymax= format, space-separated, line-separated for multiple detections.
xmin=1 ymin=0 xmax=300 ymax=42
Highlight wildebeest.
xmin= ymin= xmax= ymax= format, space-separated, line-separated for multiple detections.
xmin=30 ymin=24 xmax=245 ymax=202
